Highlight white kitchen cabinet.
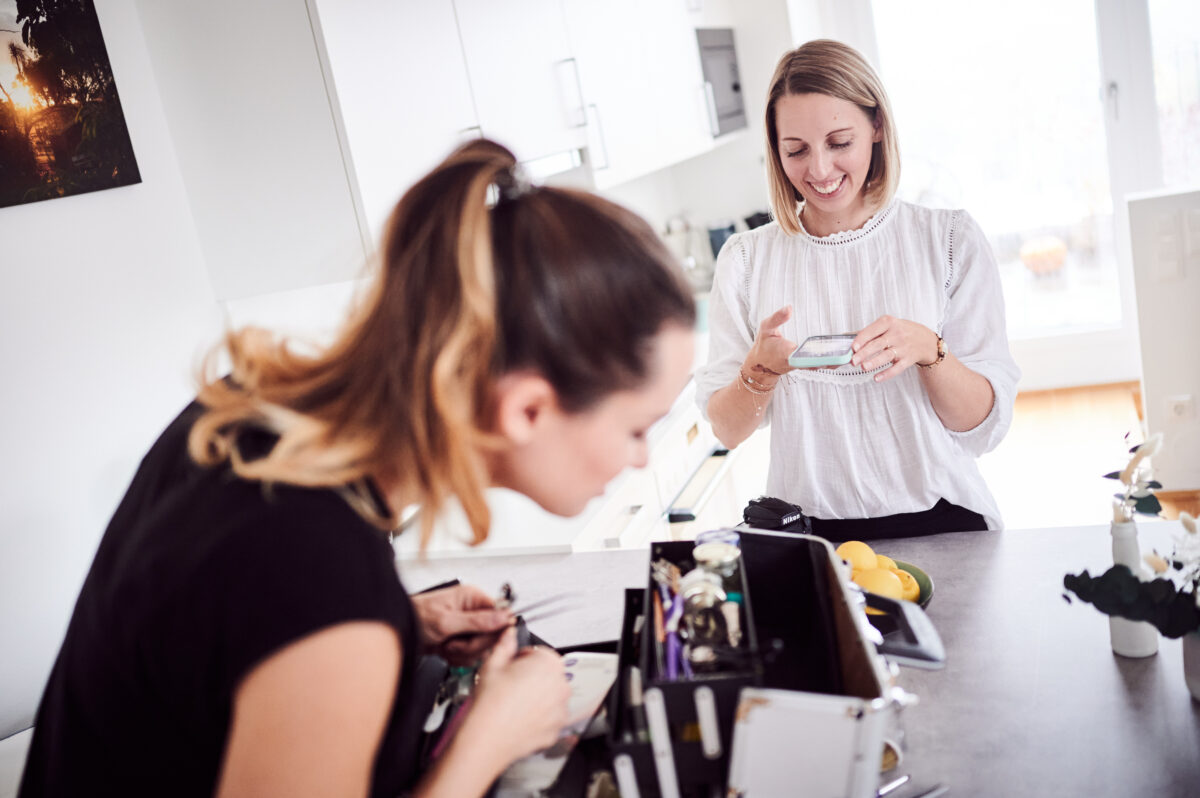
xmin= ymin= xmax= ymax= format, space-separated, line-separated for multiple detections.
xmin=642 ymin=0 xmax=716 ymax=161
xmin=454 ymin=0 xmax=588 ymax=163
xmin=572 ymin=467 xmax=666 ymax=551
xmin=561 ymin=0 xmax=714 ymax=189
xmin=136 ymin=0 xmax=371 ymax=302
xmin=666 ymin=426 xmax=771 ymax=541
xmin=313 ymin=0 xmax=480 ymax=242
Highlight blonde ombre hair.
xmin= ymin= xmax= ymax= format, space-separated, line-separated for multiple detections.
xmin=764 ymin=39 xmax=900 ymax=235
xmin=188 ymin=140 xmax=694 ymax=548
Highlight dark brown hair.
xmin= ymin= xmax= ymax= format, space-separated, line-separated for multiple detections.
xmin=190 ymin=139 xmax=695 ymax=546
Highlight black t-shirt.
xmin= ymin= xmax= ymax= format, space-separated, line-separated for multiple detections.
xmin=19 ymin=402 xmax=423 ymax=797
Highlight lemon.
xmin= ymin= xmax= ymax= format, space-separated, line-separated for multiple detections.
xmin=851 ymin=568 xmax=903 ymax=599
xmin=890 ymin=567 xmax=920 ymax=602
xmin=836 ymin=540 xmax=877 ymax=571
xmin=876 ymin=554 xmax=897 ymax=570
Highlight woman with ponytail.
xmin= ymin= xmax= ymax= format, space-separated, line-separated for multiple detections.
xmin=20 ymin=140 xmax=696 ymax=798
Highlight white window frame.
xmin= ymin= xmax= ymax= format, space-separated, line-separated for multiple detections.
xmin=790 ymin=0 xmax=1170 ymax=390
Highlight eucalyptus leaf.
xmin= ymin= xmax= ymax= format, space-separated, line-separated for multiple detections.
xmin=1103 ymin=471 xmax=1121 ymax=480
xmin=1146 ymin=480 xmax=1163 ymax=490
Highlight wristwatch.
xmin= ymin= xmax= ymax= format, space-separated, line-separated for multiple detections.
xmin=919 ymin=335 xmax=947 ymax=369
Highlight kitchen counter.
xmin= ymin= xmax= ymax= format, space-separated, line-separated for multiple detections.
xmin=401 ymin=521 xmax=1200 ymax=796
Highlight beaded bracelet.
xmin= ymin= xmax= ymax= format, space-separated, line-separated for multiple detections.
xmin=738 ymin=369 xmax=774 ymax=395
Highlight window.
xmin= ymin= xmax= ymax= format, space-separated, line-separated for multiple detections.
xmin=872 ymin=0 xmax=1123 ymax=339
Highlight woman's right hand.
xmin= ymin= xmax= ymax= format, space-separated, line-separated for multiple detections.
xmin=744 ymin=305 xmax=797 ymax=379
xmin=470 ymin=626 xmax=571 ymax=762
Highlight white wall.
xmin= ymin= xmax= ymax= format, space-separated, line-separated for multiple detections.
xmin=0 ymin=0 xmax=223 ymax=737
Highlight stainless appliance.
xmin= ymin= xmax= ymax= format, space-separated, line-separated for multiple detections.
xmin=696 ymin=28 xmax=747 ymax=137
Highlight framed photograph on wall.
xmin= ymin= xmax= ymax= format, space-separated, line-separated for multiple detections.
xmin=0 ymin=0 xmax=140 ymax=208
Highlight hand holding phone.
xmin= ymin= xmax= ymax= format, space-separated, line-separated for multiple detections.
xmin=787 ymin=334 xmax=856 ymax=369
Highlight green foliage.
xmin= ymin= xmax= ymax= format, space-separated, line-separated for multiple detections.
xmin=1065 ymin=565 xmax=1200 ymax=638
xmin=1108 ymin=434 xmax=1165 ymax=521
xmin=15 ymin=0 xmax=118 ymax=105
xmin=1134 ymin=495 xmax=1163 ymax=516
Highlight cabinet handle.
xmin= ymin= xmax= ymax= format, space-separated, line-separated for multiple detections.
xmin=457 ymin=124 xmax=483 ymax=141
xmin=603 ymin=503 xmax=647 ymax=549
xmin=668 ymin=449 xmax=733 ymax=523
xmin=585 ymin=103 xmax=610 ymax=170
xmin=702 ymin=81 xmax=720 ymax=137
xmin=555 ymin=57 xmax=587 ymax=129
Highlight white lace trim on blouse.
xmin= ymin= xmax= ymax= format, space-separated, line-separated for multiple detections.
xmin=795 ymin=198 xmax=899 ymax=246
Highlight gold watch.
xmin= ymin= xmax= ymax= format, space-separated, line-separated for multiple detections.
xmin=919 ymin=335 xmax=947 ymax=369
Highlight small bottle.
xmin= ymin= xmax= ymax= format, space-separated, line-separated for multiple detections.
xmin=693 ymin=528 xmax=742 ymax=595
xmin=680 ymin=568 xmax=728 ymax=671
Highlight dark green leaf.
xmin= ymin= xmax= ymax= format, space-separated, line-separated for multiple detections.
xmin=1130 ymin=444 xmax=1141 ymax=453
xmin=1146 ymin=480 xmax=1163 ymax=490
xmin=1103 ymin=471 xmax=1122 ymax=480
xmin=1134 ymin=495 xmax=1162 ymax=515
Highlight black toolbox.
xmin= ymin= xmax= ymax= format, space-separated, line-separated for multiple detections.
xmin=587 ymin=531 xmax=943 ymax=798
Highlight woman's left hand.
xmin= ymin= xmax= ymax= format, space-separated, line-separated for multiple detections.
xmin=411 ymin=584 xmax=514 ymax=665
xmin=850 ymin=315 xmax=939 ymax=382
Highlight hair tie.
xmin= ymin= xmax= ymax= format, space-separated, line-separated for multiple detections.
xmin=495 ymin=165 xmax=535 ymax=204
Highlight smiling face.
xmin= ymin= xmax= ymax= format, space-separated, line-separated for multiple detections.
xmin=490 ymin=323 xmax=695 ymax=517
xmin=775 ymin=92 xmax=882 ymax=235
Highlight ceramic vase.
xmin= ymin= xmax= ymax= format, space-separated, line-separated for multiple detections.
xmin=1109 ymin=520 xmax=1159 ymax=658
xmin=1184 ymin=631 xmax=1200 ymax=702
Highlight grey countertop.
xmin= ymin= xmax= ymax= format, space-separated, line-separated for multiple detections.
xmin=399 ymin=523 xmax=1200 ymax=797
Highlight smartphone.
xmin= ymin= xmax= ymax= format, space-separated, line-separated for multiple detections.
xmin=788 ymin=334 xmax=856 ymax=368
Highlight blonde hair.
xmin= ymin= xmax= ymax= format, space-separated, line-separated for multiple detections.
xmin=188 ymin=140 xmax=694 ymax=548
xmin=764 ymin=39 xmax=901 ymax=235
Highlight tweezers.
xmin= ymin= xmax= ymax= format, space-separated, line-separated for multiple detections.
xmin=511 ymin=591 xmax=579 ymax=624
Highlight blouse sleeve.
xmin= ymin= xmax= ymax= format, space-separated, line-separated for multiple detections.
xmin=695 ymin=232 xmax=765 ymax=427
xmin=941 ymin=211 xmax=1022 ymax=456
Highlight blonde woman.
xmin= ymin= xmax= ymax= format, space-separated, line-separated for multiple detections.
xmin=20 ymin=140 xmax=696 ymax=798
xmin=698 ymin=39 xmax=1019 ymax=539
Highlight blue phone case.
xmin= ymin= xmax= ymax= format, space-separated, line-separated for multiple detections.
xmin=788 ymin=334 xmax=855 ymax=368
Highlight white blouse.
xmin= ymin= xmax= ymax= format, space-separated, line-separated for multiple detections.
xmin=695 ymin=199 xmax=1020 ymax=530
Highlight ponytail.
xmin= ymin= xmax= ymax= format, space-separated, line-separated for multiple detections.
xmin=190 ymin=139 xmax=693 ymax=548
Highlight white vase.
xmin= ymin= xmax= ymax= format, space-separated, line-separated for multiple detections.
xmin=1184 ymin=631 xmax=1200 ymax=702
xmin=1108 ymin=520 xmax=1159 ymax=658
